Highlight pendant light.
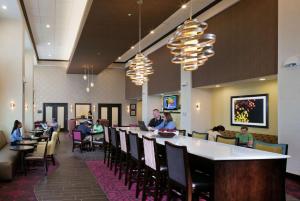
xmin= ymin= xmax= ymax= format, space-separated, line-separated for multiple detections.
xmin=83 ymin=65 xmax=87 ymax=80
xmin=167 ymin=1 xmax=216 ymax=71
xmin=86 ymin=65 xmax=90 ymax=93
xmin=90 ymin=65 xmax=94 ymax=88
xmin=126 ymin=0 xmax=154 ymax=86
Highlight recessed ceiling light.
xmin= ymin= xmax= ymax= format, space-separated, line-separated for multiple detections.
xmin=118 ymin=57 xmax=121 ymax=60
xmin=46 ymin=24 xmax=51 ymax=28
xmin=216 ymin=85 xmax=220 ymax=88
xmin=47 ymin=42 xmax=51 ymax=45
xmin=48 ymin=54 xmax=52 ymax=57
xmin=259 ymin=78 xmax=266 ymax=81
xmin=181 ymin=4 xmax=187 ymax=9
xmin=2 ymin=5 xmax=7 ymax=10
xmin=131 ymin=46 xmax=135 ymax=49
xmin=128 ymin=13 xmax=132 ymax=16
xmin=96 ymin=52 xmax=101 ymax=56
xmin=150 ymin=30 xmax=155 ymax=34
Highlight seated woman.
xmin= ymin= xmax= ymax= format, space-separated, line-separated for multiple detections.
xmin=10 ymin=120 xmax=23 ymax=146
xmin=92 ymin=120 xmax=104 ymax=141
xmin=236 ymin=126 xmax=254 ymax=147
xmin=208 ymin=125 xmax=225 ymax=141
xmin=155 ymin=112 xmax=176 ymax=130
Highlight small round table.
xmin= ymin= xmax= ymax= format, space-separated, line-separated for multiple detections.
xmin=10 ymin=145 xmax=34 ymax=175
xmin=17 ymin=140 xmax=38 ymax=146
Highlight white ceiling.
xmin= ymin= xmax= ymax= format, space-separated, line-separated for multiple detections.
xmin=23 ymin=0 xmax=89 ymax=60
xmin=0 ymin=0 xmax=21 ymax=19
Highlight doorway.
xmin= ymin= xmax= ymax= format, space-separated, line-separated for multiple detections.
xmin=43 ymin=103 xmax=68 ymax=131
xmin=98 ymin=104 xmax=122 ymax=126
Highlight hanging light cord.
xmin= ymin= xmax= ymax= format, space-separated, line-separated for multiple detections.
xmin=138 ymin=0 xmax=142 ymax=53
xmin=189 ymin=0 xmax=193 ymax=20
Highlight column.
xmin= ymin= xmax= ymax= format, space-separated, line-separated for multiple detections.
xmin=180 ymin=68 xmax=192 ymax=133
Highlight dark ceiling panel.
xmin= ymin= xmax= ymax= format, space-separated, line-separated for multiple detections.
xmin=68 ymin=0 xmax=181 ymax=74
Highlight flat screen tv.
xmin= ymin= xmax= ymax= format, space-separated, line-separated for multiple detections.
xmin=163 ymin=95 xmax=178 ymax=110
xmin=231 ymin=94 xmax=269 ymax=128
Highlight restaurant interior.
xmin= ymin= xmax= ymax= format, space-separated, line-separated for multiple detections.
xmin=0 ymin=0 xmax=300 ymax=200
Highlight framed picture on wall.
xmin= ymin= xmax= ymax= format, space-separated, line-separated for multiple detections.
xmin=130 ymin=104 xmax=136 ymax=116
xmin=230 ymin=94 xmax=269 ymax=128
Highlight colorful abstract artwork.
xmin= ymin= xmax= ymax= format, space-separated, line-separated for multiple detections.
xmin=231 ymin=94 xmax=268 ymax=128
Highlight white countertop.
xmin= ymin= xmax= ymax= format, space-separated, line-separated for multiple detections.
xmin=117 ymin=127 xmax=290 ymax=161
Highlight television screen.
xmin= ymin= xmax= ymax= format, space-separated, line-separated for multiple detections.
xmin=163 ymin=95 xmax=178 ymax=110
xmin=231 ymin=94 xmax=268 ymax=128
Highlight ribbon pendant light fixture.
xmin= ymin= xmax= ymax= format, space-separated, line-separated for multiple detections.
xmin=126 ymin=0 xmax=154 ymax=86
xmin=167 ymin=1 xmax=216 ymax=71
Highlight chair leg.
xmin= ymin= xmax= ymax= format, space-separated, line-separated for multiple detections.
xmin=51 ymin=155 xmax=55 ymax=165
xmin=124 ymin=154 xmax=129 ymax=185
xmin=142 ymin=168 xmax=149 ymax=201
xmin=110 ymin=148 xmax=114 ymax=170
xmin=135 ymin=161 xmax=142 ymax=198
xmin=118 ymin=152 xmax=123 ymax=180
xmin=128 ymin=159 xmax=133 ymax=190
xmin=114 ymin=149 xmax=119 ymax=175
xmin=104 ymin=144 xmax=107 ymax=164
xmin=154 ymin=172 xmax=159 ymax=201
xmin=107 ymin=146 xmax=111 ymax=167
xmin=167 ymin=182 xmax=172 ymax=201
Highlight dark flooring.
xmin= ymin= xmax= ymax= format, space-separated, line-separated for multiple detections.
xmin=34 ymin=133 xmax=107 ymax=201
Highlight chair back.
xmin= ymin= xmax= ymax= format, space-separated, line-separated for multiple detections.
xmin=216 ymin=135 xmax=238 ymax=145
xmin=68 ymin=119 xmax=76 ymax=135
xmin=178 ymin=129 xmax=186 ymax=136
xmin=48 ymin=132 xmax=58 ymax=155
xmin=254 ymin=141 xmax=288 ymax=155
xmin=104 ymin=126 xmax=110 ymax=143
xmin=73 ymin=130 xmax=82 ymax=141
xmin=119 ymin=129 xmax=128 ymax=153
xmin=36 ymin=138 xmax=49 ymax=158
xmin=192 ymin=131 xmax=208 ymax=140
xmin=129 ymin=132 xmax=141 ymax=160
xmin=143 ymin=136 xmax=158 ymax=170
xmin=165 ymin=141 xmax=190 ymax=187
xmin=110 ymin=127 xmax=118 ymax=147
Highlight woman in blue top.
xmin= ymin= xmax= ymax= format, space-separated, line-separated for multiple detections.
xmin=155 ymin=112 xmax=176 ymax=130
xmin=10 ymin=120 xmax=23 ymax=146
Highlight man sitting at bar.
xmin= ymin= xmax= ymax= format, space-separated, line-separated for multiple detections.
xmin=236 ymin=126 xmax=254 ymax=147
xmin=148 ymin=109 xmax=163 ymax=127
xmin=155 ymin=112 xmax=176 ymax=130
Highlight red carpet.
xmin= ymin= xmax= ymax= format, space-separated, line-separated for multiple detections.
xmin=86 ymin=160 xmax=207 ymax=201
xmin=0 ymin=163 xmax=58 ymax=201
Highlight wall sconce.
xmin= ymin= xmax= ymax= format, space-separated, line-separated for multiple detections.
xmin=33 ymin=104 xmax=36 ymax=112
xmin=196 ymin=102 xmax=201 ymax=111
xmin=127 ymin=105 xmax=130 ymax=113
xmin=70 ymin=104 xmax=73 ymax=113
xmin=24 ymin=103 xmax=29 ymax=111
xmin=93 ymin=105 xmax=96 ymax=112
xmin=10 ymin=101 xmax=16 ymax=110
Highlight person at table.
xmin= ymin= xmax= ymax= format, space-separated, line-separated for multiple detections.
xmin=236 ymin=126 xmax=254 ymax=147
xmin=148 ymin=109 xmax=163 ymax=127
xmin=208 ymin=125 xmax=225 ymax=141
xmin=88 ymin=110 xmax=93 ymax=120
xmin=10 ymin=120 xmax=23 ymax=146
xmin=155 ymin=112 xmax=176 ymax=130
xmin=49 ymin=118 xmax=58 ymax=131
xmin=78 ymin=121 xmax=92 ymax=146
xmin=92 ymin=120 xmax=104 ymax=141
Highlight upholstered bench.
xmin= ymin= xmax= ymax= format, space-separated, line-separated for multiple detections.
xmin=0 ymin=131 xmax=19 ymax=180
xmin=223 ymin=130 xmax=278 ymax=144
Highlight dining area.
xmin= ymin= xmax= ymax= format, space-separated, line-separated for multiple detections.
xmin=90 ymin=126 xmax=290 ymax=201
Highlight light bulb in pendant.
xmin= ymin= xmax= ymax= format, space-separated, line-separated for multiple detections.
xmin=86 ymin=87 xmax=90 ymax=93
xmin=83 ymin=74 xmax=87 ymax=80
xmin=90 ymin=82 xmax=94 ymax=87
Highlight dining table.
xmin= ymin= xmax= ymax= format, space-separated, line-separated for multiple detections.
xmin=116 ymin=127 xmax=290 ymax=201
xmin=10 ymin=145 xmax=34 ymax=175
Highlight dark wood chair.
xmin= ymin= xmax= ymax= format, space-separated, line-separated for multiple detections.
xmin=128 ymin=132 xmax=145 ymax=198
xmin=118 ymin=129 xmax=130 ymax=184
xmin=72 ymin=130 xmax=89 ymax=152
xmin=191 ymin=131 xmax=209 ymax=140
xmin=142 ymin=136 xmax=167 ymax=201
xmin=103 ymin=126 xmax=111 ymax=166
xmin=216 ymin=135 xmax=238 ymax=145
xmin=25 ymin=139 xmax=49 ymax=175
xmin=109 ymin=127 xmax=120 ymax=175
xmin=165 ymin=141 xmax=212 ymax=201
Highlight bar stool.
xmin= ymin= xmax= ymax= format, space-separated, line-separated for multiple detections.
xmin=103 ymin=126 xmax=111 ymax=167
xmin=109 ymin=127 xmax=120 ymax=175
xmin=118 ymin=129 xmax=130 ymax=184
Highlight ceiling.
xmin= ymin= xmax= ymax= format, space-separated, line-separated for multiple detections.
xmin=67 ymin=0 xmax=183 ymax=74
xmin=22 ymin=0 xmax=88 ymax=60
xmin=0 ymin=0 xmax=21 ymax=19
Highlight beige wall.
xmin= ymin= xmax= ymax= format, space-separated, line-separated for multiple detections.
xmin=34 ymin=66 xmax=136 ymax=126
xmin=211 ymin=80 xmax=278 ymax=135
xmin=0 ymin=19 xmax=24 ymax=137
xmin=278 ymin=0 xmax=300 ymax=175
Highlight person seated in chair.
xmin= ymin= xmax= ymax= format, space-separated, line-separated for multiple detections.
xmin=78 ymin=121 xmax=92 ymax=148
xmin=236 ymin=126 xmax=254 ymax=147
xmin=49 ymin=118 xmax=58 ymax=131
xmin=92 ymin=120 xmax=104 ymax=141
xmin=10 ymin=120 xmax=23 ymax=146
xmin=148 ymin=109 xmax=163 ymax=127
xmin=155 ymin=112 xmax=176 ymax=130
xmin=208 ymin=125 xmax=225 ymax=141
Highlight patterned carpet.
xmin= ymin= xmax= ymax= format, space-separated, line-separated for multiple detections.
xmin=0 ymin=162 xmax=57 ymax=201
xmin=86 ymin=160 xmax=300 ymax=201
